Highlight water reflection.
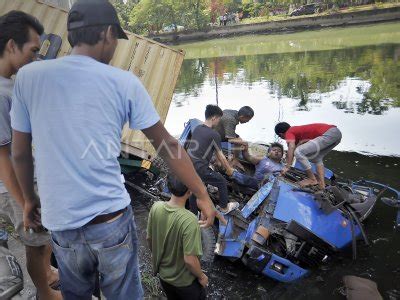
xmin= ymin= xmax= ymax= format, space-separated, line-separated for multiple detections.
xmin=175 ymin=44 xmax=400 ymax=115
xmin=162 ymin=23 xmax=400 ymax=298
xmin=166 ymin=23 xmax=400 ymax=156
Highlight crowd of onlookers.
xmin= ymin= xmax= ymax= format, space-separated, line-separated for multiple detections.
xmin=217 ymin=12 xmax=243 ymax=26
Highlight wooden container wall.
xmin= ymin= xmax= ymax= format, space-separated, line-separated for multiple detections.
xmin=0 ymin=0 xmax=185 ymax=157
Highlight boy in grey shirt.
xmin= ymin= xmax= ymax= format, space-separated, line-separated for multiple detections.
xmin=0 ymin=11 xmax=61 ymax=300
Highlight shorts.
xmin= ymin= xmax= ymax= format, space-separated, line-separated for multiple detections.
xmin=0 ymin=192 xmax=49 ymax=247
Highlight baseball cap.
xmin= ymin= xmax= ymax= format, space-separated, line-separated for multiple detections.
xmin=67 ymin=0 xmax=128 ymax=40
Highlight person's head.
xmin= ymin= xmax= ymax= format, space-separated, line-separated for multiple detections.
xmin=274 ymin=122 xmax=291 ymax=139
xmin=238 ymin=106 xmax=254 ymax=124
xmin=67 ymin=0 xmax=128 ymax=64
xmin=205 ymin=104 xmax=223 ymax=128
xmin=268 ymin=142 xmax=284 ymax=162
xmin=0 ymin=11 xmax=43 ymax=76
xmin=167 ymin=175 xmax=191 ymax=200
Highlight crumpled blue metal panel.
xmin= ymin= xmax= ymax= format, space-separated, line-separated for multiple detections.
xmin=244 ymin=218 xmax=259 ymax=244
xmin=241 ymin=179 xmax=275 ymax=218
xmin=217 ymin=215 xmax=247 ymax=258
xmin=273 ymin=180 xmax=360 ymax=249
xmin=262 ymin=254 xmax=308 ymax=282
xmin=178 ymin=118 xmax=202 ymax=146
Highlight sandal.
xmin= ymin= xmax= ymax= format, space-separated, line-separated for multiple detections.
xmin=218 ymin=202 xmax=239 ymax=215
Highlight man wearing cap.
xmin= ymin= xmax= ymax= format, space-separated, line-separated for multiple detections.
xmin=10 ymin=1 xmax=217 ymax=299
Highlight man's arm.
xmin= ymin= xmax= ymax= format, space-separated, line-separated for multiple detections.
xmin=184 ymin=255 xmax=208 ymax=287
xmin=281 ymin=141 xmax=296 ymax=174
xmin=215 ymin=150 xmax=234 ymax=176
xmin=11 ymin=130 xmax=41 ymax=229
xmin=227 ymin=137 xmax=247 ymax=146
xmin=0 ymin=144 xmax=25 ymax=208
xmin=242 ymin=146 xmax=263 ymax=166
xmin=142 ymin=122 xmax=216 ymax=227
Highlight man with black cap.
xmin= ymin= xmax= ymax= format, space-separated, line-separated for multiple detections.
xmin=10 ymin=1 xmax=218 ymax=299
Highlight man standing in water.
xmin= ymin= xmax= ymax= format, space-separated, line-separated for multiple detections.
xmin=275 ymin=122 xmax=342 ymax=189
xmin=11 ymin=1 xmax=216 ymax=298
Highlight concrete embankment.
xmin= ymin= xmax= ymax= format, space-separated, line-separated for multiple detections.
xmin=150 ymin=6 xmax=400 ymax=45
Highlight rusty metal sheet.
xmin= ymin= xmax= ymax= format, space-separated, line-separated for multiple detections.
xmin=0 ymin=0 xmax=185 ymax=157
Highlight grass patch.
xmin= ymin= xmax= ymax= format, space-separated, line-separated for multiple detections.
xmin=240 ymin=2 xmax=400 ymax=25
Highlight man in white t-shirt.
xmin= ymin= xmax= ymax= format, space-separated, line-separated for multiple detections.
xmin=10 ymin=1 xmax=217 ymax=299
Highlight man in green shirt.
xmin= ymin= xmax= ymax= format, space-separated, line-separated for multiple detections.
xmin=147 ymin=176 xmax=207 ymax=300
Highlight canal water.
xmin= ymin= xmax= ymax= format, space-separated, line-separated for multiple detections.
xmin=155 ymin=22 xmax=400 ymax=299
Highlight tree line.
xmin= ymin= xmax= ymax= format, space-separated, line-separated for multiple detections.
xmin=114 ymin=0 xmax=397 ymax=34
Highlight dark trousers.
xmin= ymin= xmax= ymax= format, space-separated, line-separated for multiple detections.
xmin=160 ymin=279 xmax=206 ymax=300
xmin=231 ymin=170 xmax=259 ymax=190
xmin=189 ymin=167 xmax=229 ymax=214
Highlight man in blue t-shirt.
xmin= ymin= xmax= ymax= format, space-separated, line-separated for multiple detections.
xmin=10 ymin=1 xmax=217 ymax=299
xmin=228 ymin=143 xmax=284 ymax=190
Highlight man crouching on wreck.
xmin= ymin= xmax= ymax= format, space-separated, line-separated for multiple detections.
xmin=275 ymin=122 xmax=342 ymax=189
xmin=10 ymin=0 xmax=217 ymax=299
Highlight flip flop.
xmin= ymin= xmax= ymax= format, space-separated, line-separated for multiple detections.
xmin=219 ymin=202 xmax=240 ymax=215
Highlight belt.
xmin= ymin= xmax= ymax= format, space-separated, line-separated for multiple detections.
xmin=88 ymin=207 xmax=127 ymax=225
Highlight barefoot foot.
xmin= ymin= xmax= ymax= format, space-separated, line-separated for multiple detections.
xmin=298 ymin=178 xmax=318 ymax=187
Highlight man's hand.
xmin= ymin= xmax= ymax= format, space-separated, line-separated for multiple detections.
xmin=198 ymin=273 xmax=209 ymax=288
xmin=197 ymin=197 xmax=227 ymax=228
xmin=196 ymin=196 xmax=216 ymax=228
xmin=23 ymin=194 xmax=42 ymax=231
xmin=281 ymin=166 xmax=290 ymax=176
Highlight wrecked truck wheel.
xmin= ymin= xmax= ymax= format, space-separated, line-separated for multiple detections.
xmin=201 ymin=226 xmax=217 ymax=263
xmin=152 ymin=156 xmax=170 ymax=177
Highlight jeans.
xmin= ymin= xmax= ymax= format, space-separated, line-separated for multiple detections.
xmin=231 ymin=170 xmax=259 ymax=190
xmin=50 ymin=206 xmax=143 ymax=300
xmin=294 ymin=127 xmax=342 ymax=169
xmin=189 ymin=167 xmax=229 ymax=214
xmin=0 ymin=229 xmax=7 ymax=241
xmin=160 ymin=279 xmax=206 ymax=300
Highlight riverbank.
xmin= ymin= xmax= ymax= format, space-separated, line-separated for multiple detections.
xmin=150 ymin=4 xmax=400 ymax=45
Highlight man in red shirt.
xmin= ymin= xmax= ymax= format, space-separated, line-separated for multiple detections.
xmin=275 ymin=122 xmax=342 ymax=189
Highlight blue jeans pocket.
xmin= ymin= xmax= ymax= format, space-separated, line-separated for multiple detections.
xmin=50 ymin=234 xmax=81 ymax=275
xmin=97 ymin=226 xmax=133 ymax=276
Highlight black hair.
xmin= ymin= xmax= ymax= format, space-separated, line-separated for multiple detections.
xmin=167 ymin=175 xmax=189 ymax=198
xmin=205 ymin=104 xmax=223 ymax=120
xmin=238 ymin=106 xmax=254 ymax=118
xmin=68 ymin=24 xmax=117 ymax=47
xmin=269 ymin=142 xmax=284 ymax=153
xmin=274 ymin=122 xmax=291 ymax=135
xmin=0 ymin=11 xmax=44 ymax=57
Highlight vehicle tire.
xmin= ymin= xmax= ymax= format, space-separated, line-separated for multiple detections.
xmin=152 ymin=156 xmax=170 ymax=177
xmin=201 ymin=226 xmax=217 ymax=263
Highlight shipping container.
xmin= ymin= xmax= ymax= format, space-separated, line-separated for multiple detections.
xmin=0 ymin=0 xmax=185 ymax=159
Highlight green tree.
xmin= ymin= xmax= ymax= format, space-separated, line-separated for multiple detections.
xmin=130 ymin=0 xmax=209 ymax=34
xmin=114 ymin=0 xmax=137 ymax=32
